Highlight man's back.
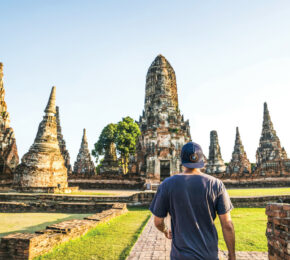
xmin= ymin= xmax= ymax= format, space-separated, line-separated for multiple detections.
xmin=150 ymin=173 xmax=233 ymax=260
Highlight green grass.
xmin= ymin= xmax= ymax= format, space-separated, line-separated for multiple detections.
xmin=227 ymin=187 xmax=290 ymax=197
xmin=216 ymin=208 xmax=267 ymax=251
xmin=34 ymin=207 xmax=151 ymax=260
xmin=0 ymin=213 xmax=91 ymax=238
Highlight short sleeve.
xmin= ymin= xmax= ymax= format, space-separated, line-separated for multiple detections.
xmin=149 ymin=183 xmax=169 ymax=218
xmin=216 ymin=182 xmax=233 ymax=215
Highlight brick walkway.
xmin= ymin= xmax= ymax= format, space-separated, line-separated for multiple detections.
xmin=127 ymin=216 xmax=268 ymax=260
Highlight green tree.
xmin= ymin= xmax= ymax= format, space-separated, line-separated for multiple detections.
xmin=92 ymin=123 xmax=117 ymax=164
xmin=115 ymin=116 xmax=141 ymax=174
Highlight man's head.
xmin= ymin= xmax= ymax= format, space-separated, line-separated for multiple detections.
xmin=181 ymin=142 xmax=205 ymax=169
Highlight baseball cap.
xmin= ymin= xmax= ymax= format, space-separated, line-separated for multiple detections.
xmin=181 ymin=142 xmax=205 ymax=169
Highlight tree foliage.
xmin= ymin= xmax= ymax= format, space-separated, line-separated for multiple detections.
xmin=92 ymin=123 xmax=117 ymax=163
xmin=92 ymin=117 xmax=141 ymax=174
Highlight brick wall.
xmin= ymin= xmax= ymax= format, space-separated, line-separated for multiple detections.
xmin=266 ymin=203 xmax=290 ymax=260
xmin=0 ymin=203 xmax=127 ymax=260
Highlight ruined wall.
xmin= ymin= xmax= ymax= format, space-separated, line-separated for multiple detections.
xmin=266 ymin=203 xmax=290 ymax=260
xmin=0 ymin=204 xmax=127 ymax=260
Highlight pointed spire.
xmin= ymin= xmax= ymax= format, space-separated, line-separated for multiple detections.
xmin=45 ymin=86 xmax=56 ymax=115
xmin=227 ymin=127 xmax=251 ymax=175
xmin=263 ymin=102 xmax=271 ymax=125
xmin=73 ymin=129 xmax=96 ymax=175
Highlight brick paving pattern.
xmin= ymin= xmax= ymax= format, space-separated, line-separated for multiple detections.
xmin=127 ymin=216 xmax=268 ymax=260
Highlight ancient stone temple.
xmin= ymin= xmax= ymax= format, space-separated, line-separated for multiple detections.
xmin=14 ymin=87 xmax=69 ymax=192
xmin=205 ymin=130 xmax=226 ymax=174
xmin=73 ymin=129 xmax=96 ymax=175
xmin=99 ymin=142 xmax=120 ymax=175
xmin=226 ymin=127 xmax=251 ymax=176
xmin=0 ymin=63 xmax=19 ymax=176
xmin=137 ymin=55 xmax=191 ymax=182
xmin=255 ymin=102 xmax=290 ymax=176
xmin=56 ymin=106 xmax=72 ymax=175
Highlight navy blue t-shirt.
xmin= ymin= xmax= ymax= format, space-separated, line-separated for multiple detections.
xmin=149 ymin=173 xmax=233 ymax=260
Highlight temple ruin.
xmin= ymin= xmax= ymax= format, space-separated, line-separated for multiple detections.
xmin=73 ymin=129 xmax=96 ymax=175
xmin=205 ymin=130 xmax=226 ymax=174
xmin=255 ymin=102 xmax=290 ymax=176
xmin=0 ymin=63 xmax=19 ymax=176
xmin=56 ymin=106 xmax=72 ymax=175
xmin=99 ymin=142 xmax=120 ymax=175
xmin=137 ymin=55 xmax=191 ymax=182
xmin=226 ymin=127 xmax=251 ymax=176
xmin=13 ymin=87 xmax=69 ymax=192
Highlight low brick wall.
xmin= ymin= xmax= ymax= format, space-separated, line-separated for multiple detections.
xmin=68 ymin=179 xmax=145 ymax=190
xmin=222 ymin=177 xmax=290 ymax=188
xmin=0 ymin=203 xmax=127 ymax=260
xmin=266 ymin=203 xmax=290 ymax=260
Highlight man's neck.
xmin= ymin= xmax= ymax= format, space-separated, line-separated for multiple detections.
xmin=181 ymin=168 xmax=202 ymax=175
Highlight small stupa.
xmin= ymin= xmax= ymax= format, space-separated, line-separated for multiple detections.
xmin=205 ymin=130 xmax=226 ymax=174
xmin=226 ymin=127 xmax=251 ymax=176
xmin=73 ymin=129 xmax=96 ymax=175
xmin=14 ymin=87 xmax=69 ymax=192
xmin=99 ymin=142 xmax=120 ymax=175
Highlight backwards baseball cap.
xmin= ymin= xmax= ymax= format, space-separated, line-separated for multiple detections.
xmin=181 ymin=142 xmax=205 ymax=169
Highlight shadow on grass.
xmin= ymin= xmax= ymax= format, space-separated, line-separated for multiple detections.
xmin=0 ymin=214 xmax=90 ymax=238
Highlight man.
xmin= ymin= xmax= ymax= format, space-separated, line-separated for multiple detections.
xmin=149 ymin=142 xmax=235 ymax=260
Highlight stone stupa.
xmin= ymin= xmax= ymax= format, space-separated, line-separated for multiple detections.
xmin=226 ymin=127 xmax=251 ymax=176
xmin=137 ymin=55 xmax=191 ymax=182
xmin=255 ymin=102 xmax=290 ymax=176
xmin=99 ymin=142 xmax=120 ymax=175
xmin=14 ymin=87 xmax=70 ymax=192
xmin=73 ymin=129 xmax=96 ymax=175
xmin=0 ymin=63 xmax=19 ymax=176
xmin=56 ymin=106 xmax=72 ymax=175
xmin=205 ymin=130 xmax=226 ymax=174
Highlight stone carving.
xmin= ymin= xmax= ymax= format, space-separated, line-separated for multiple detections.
xmin=226 ymin=127 xmax=251 ymax=176
xmin=255 ymin=102 xmax=290 ymax=176
xmin=99 ymin=142 xmax=120 ymax=175
xmin=56 ymin=106 xmax=72 ymax=175
xmin=137 ymin=55 xmax=191 ymax=182
xmin=0 ymin=63 xmax=19 ymax=176
xmin=14 ymin=87 xmax=68 ymax=191
xmin=205 ymin=130 xmax=226 ymax=174
xmin=73 ymin=129 xmax=96 ymax=175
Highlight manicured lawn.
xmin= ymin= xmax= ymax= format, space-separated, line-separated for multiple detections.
xmin=216 ymin=208 xmax=267 ymax=251
xmin=227 ymin=187 xmax=290 ymax=197
xmin=35 ymin=207 xmax=151 ymax=260
xmin=0 ymin=213 xmax=91 ymax=238
xmin=56 ymin=192 xmax=117 ymax=196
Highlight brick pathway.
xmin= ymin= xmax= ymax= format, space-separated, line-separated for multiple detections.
xmin=127 ymin=216 xmax=268 ymax=260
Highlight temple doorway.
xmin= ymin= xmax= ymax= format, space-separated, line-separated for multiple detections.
xmin=160 ymin=160 xmax=170 ymax=181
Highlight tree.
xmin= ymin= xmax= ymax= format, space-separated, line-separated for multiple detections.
xmin=92 ymin=117 xmax=141 ymax=174
xmin=115 ymin=117 xmax=141 ymax=174
xmin=92 ymin=123 xmax=117 ymax=164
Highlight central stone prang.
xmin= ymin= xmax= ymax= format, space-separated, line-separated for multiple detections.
xmin=136 ymin=55 xmax=191 ymax=183
xmin=13 ymin=87 xmax=73 ymax=193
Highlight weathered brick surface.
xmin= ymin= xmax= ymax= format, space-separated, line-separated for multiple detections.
xmin=266 ymin=203 xmax=290 ymax=260
xmin=0 ymin=203 xmax=127 ymax=260
xmin=127 ymin=216 xmax=268 ymax=260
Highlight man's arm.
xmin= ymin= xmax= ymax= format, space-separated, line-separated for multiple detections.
xmin=218 ymin=212 xmax=235 ymax=260
xmin=154 ymin=216 xmax=172 ymax=239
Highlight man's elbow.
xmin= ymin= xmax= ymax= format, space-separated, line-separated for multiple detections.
xmin=222 ymin=221 xmax=234 ymax=232
xmin=154 ymin=216 xmax=164 ymax=228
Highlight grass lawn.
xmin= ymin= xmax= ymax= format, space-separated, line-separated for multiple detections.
xmin=216 ymin=208 xmax=267 ymax=251
xmin=227 ymin=187 xmax=290 ymax=197
xmin=35 ymin=207 xmax=151 ymax=260
xmin=0 ymin=213 xmax=91 ymax=238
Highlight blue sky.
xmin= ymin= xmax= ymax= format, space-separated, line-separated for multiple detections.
xmin=1 ymin=0 xmax=290 ymax=163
